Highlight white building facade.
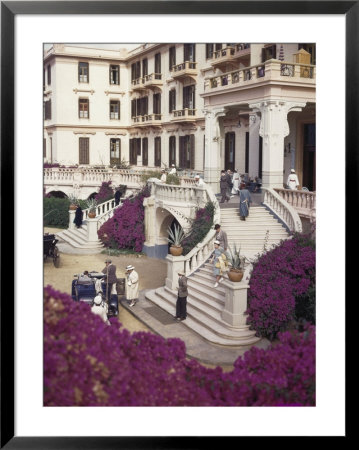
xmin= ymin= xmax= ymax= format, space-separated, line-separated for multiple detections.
xmin=44 ymin=43 xmax=316 ymax=194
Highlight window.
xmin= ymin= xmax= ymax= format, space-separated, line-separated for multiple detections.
xmin=142 ymin=138 xmax=148 ymax=166
xmin=79 ymin=137 xmax=89 ymax=164
xmin=184 ymin=44 xmax=196 ymax=62
xmin=183 ymin=85 xmax=195 ymax=109
xmin=169 ymin=136 xmax=176 ymax=166
xmin=78 ymin=62 xmax=89 ymax=83
xmin=44 ymin=99 xmax=52 ymax=120
xmin=215 ymin=43 xmax=223 ymax=51
xmin=110 ymin=100 xmax=120 ymax=120
xmin=155 ymin=53 xmax=161 ymax=74
xmin=43 ymin=138 xmax=46 ymax=158
xmin=169 ymin=46 xmax=176 ymax=70
xmin=131 ymin=61 xmax=141 ymax=81
xmin=109 ymin=65 xmax=120 ymax=85
xmin=261 ymin=44 xmax=277 ymax=62
xmin=142 ymin=59 xmax=148 ymax=77
xmin=206 ymin=44 xmax=214 ymax=59
xmin=110 ymin=138 xmax=121 ymax=165
xmin=154 ymin=137 xmax=161 ymax=167
xmin=129 ymin=139 xmax=137 ymax=165
xmin=153 ymin=93 xmax=161 ymax=115
xmin=169 ymin=89 xmax=176 ymax=113
xmin=179 ymin=135 xmax=195 ymax=169
xmin=79 ymin=98 xmax=89 ymax=118
xmin=47 ymin=65 xmax=51 ymax=85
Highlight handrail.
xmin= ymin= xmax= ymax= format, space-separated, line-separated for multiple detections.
xmin=262 ymin=187 xmax=302 ymax=233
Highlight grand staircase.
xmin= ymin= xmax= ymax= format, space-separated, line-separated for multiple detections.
xmin=56 ymin=221 xmax=104 ymax=251
xmin=146 ymin=262 xmax=260 ymax=347
xmin=220 ymin=206 xmax=290 ymax=259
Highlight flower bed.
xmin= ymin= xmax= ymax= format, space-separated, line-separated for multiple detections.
xmin=246 ymin=233 xmax=316 ymax=340
xmin=94 ymin=181 xmax=114 ymax=203
xmin=44 ymin=285 xmax=315 ymax=406
xmin=97 ymin=186 xmax=150 ymax=252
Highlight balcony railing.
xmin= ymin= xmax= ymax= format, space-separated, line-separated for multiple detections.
xmin=205 ymin=59 xmax=316 ymax=92
xmin=171 ymin=108 xmax=196 ymax=121
xmin=143 ymin=73 xmax=163 ymax=88
xmin=131 ymin=77 xmax=145 ymax=90
xmin=171 ymin=61 xmax=198 ymax=80
xmin=132 ymin=114 xmax=162 ymax=125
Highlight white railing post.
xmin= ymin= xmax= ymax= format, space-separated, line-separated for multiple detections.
xmin=69 ymin=210 xmax=76 ymax=230
xmin=221 ymin=279 xmax=251 ymax=326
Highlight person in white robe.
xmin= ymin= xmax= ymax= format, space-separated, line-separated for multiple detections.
xmin=287 ymin=169 xmax=300 ymax=190
xmin=91 ymin=294 xmax=110 ymax=325
xmin=231 ymin=170 xmax=240 ymax=195
xmin=125 ymin=265 xmax=139 ymax=307
xmin=169 ymin=164 xmax=177 ymax=175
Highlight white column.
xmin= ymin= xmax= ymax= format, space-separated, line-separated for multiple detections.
xmin=87 ymin=218 xmax=99 ymax=243
xmin=221 ymin=279 xmax=251 ymax=327
xmin=203 ymin=107 xmax=227 ymax=193
xmin=248 ymin=113 xmax=260 ymax=178
xmin=69 ymin=210 xmax=76 ymax=230
xmin=249 ymin=100 xmax=306 ymax=189
xmin=165 ymin=254 xmax=186 ymax=290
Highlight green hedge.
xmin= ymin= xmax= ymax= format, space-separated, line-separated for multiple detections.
xmin=44 ymin=198 xmax=87 ymax=228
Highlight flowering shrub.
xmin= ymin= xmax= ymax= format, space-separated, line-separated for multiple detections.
xmin=95 ymin=181 xmax=114 ymax=203
xmin=182 ymin=201 xmax=215 ymax=255
xmin=44 ymin=285 xmax=315 ymax=406
xmin=97 ymin=186 xmax=150 ymax=252
xmin=246 ymin=233 xmax=316 ymax=340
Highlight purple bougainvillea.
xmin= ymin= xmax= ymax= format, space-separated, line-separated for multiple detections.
xmin=95 ymin=181 xmax=114 ymax=203
xmin=44 ymin=285 xmax=315 ymax=406
xmin=97 ymin=186 xmax=150 ymax=252
xmin=246 ymin=233 xmax=316 ymax=340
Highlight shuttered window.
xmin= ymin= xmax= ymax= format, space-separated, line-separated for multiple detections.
xmin=154 ymin=137 xmax=161 ymax=167
xmin=183 ymin=85 xmax=195 ymax=109
xmin=153 ymin=93 xmax=161 ymax=114
xmin=79 ymin=138 xmax=89 ymax=164
xmin=154 ymin=53 xmax=161 ymax=74
xmin=179 ymin=135 xmax=195 ymax=169
xmin=110 ymin=100 xmax=120 ymax=119
xmin=169 ymin=46 xmax=176 ymax=70
xmin=109 ymin=65 xmax=120 ymax=85
xmin=169 ymin=89 xmax=176 ymax=113
xmin=261 ymin=44 xmax=277 ymax=62
xmin=206 ymin=44 xmax=214 ymax=59
xmin=142 ymin=138 xmax=148 ymax=166
xmin=142 ymin=58 xmax=148 ymax=77
xmin=47 ymin=65 xmax=51 ymax=85
xmin=110 ymin=138 xmax=121 ymax=165
xmin=44 ymin=100 xmax=52 ymax=120
xmin=79 ymin=98 xmax=89 ymax=118
xmin=78 ymin=62 xmax=89 ymax=83
xmin=169 ymin=136 xmax=176 ymax=166
xmin=184 ymin=44 xmax=196 ymax=62
xmin=129 ymin=139 xmax=137 ymax=165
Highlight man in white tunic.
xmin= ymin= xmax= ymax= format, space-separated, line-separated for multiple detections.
xmin=125 ymin=265 xmax=139 ymax=307
xmin=160 ymin=169 xmax=167 ymax=183
xmin=169 ymin=164 xmax=176 ymax=175
xmin=287 ymin=169 xmax=300 ymax=190
xmin=91 ymin=294 xmax=110 ymax=325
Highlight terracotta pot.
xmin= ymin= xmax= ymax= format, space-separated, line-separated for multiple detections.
xmin=169 ymin=245 xmax=183 ymax=256
xmin=88 ymin=211 xmax=96 ymax=218
xmin=69 ymin=204 xmax=77 ymax=210
xmin=228 ymin=268 xmax=244 ymax=282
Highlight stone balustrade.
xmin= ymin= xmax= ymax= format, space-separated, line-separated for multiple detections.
xmin=274 ymin=188 xmax=316 ymax=220
xmin=204 ymin=59 xmax=316 ymax=91
xmin=262 ymin=187 xmax=303 ymax=233
xmin=150 ymin=182 xmax=209 ymax=207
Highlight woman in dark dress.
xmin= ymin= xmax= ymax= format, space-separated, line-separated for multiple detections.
xmin=74 ymin=204 xmax=83 ymax=228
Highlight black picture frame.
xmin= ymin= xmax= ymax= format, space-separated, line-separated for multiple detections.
xmin=1 ymin=1 xmax=354 ymax=447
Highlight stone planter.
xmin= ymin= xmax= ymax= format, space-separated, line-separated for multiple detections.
xmin=88 ymin=211 xmax=96 ymax=218
xmin=169 ymin=245 xmax=183 ymax=256
xmin=69 ymin=204 xmax=77 ymax=211
xmin=228 ymin=268 xmax=244 ymax=282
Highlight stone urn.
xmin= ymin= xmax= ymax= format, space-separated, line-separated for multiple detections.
xmin=228 ymin=268 xmax=244 ymax=282
xmin=169 ymin=245 xmax=183 ymax=256
xmin=69 ymin=204 xmax=77 ymax=211
xmin=88 ymin=211 xmax=96 ymax=219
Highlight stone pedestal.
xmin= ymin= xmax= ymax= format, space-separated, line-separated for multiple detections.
xmin=69 ymin=210 xmax=76 ymax=230
xmin=165 ymin=254 xmax=185 ymax=291
xmin=221 ymin=279 xmax=250 ymax=327
xmin=86 ymin=218 xmax=99 ymax=243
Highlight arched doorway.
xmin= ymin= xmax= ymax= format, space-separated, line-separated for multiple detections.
xmin=45 ymin=190 xmax=67 ymax=198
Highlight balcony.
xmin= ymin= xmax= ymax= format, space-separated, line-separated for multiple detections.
xmin=234 ymin=43 xmax=251 ymax=60
xmin=171 ymin=108 xmax=197 ymax=123
xmin=131 ymin=77 xmax=146 ymax=91
xmin=203 ymin=59 xmax=316 ymax=94
xmin=210 ymin=46 xmax=236 ymax=69
xmin=132 ymin=114 xmax=162 ymax=126
xmin=143 ymin=73 xmax=163 ymax=89
xmin=170 ymin=61 xmax=198 ymax=81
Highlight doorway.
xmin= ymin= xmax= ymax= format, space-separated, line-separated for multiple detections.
xmin=302 ymin=123 xmax=316 ymax=191
xmin=225 ymin=132 xmax=235 ymax=171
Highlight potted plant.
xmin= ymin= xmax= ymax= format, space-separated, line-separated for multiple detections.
xmin=167 ymin=224 xmax=186 ymax=256
xmin=227 ymin=243 xmax=245 ymax=282
xmin=68 ymin=194 xmax=78 ymax=210
xmin=86 ymin=198 xmax=98 ymax=218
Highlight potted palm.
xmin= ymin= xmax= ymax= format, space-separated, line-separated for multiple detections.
xmin=227 ymin=243 xmax=245 ymax=282
xmin=86 ymin=198 xmax=98 ymax=218
xmin=68 ymin=194 xmax=78 ymax=210
xmin=167 ymin=224 xmax=186 ymax=256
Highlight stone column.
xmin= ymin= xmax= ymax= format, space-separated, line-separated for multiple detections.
xmin=249 ymin=100 xmax=306 ymax=189
xmin=142 ymin=195 xmax=157 ymax=257
xmin=86 ymin=218 xmax=100 ymax=243
xmin=203 ymin=107 xmax=227 ymax=194
xmin=221 ymin=279 xmax=250 ymax=327
xmin=248 ymin=112 xmax=260 ymax=178
xmin=69 ymin=210 xmax=76 ymax=230
xmin=165 ymin=254 xmax=186 ymax=291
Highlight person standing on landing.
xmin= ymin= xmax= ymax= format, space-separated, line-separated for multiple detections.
xmin=125 ymin=265 xmax=139 ymax=307
xmin=175 ymin=271 xmax=188 ymax=321
xmin=220 ymin=171 xmax=230 ymax=203
xmin=239 ymin=184 xmax=252 ymax=221
xmin=214 ymin=224 xmax=228 ymax=252
xmin=102 ymin=259 xmax=117 ymax=301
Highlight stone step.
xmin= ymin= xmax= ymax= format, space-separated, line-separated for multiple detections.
xmin=56 ymin=230 xmax=103 ymax=249
xmin=184 ymin=279 xmax=226 ymax=309
xmin=146 ymin=288 xmax=259 ymax=346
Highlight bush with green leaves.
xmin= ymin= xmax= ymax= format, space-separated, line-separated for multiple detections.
xmin=166 ymin=174 xmax=180 ymax=185
xmin=141 ymin=170 xmax=162 ymax=183
xmin=182 ymin=201 xmax=215 ymax=255
xmin=44 ymin=197 xmax=86 ymax=228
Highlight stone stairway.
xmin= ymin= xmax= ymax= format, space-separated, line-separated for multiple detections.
xmin=56 ymin=221 xmax=104 ymax=250
xmin=146 ymin=262 xmax=260 ymax=347
xmin=220 ymin=206 xmax=290 ymax=259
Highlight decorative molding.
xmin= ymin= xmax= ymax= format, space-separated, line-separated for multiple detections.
xmin=73 ymin=88 xmax=95 ymax=95
xmin=73 ymin=131 xmax=96 ymax=135
xmin=105 ymin=132 xmax=127 ymax=136
xmin=104 ymin=90 xmax=125 ymax=96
